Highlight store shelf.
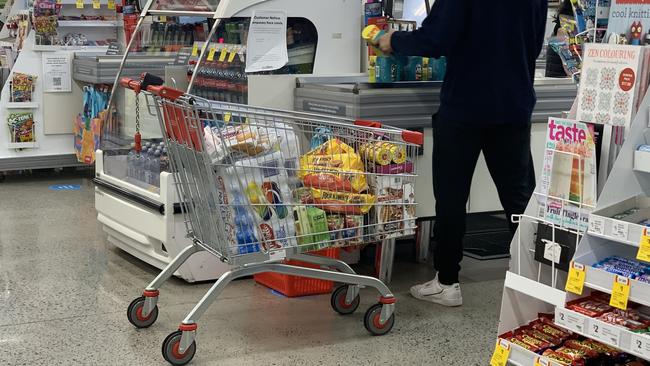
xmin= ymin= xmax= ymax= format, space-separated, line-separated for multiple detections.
xmin=503 ymin=271 xmax=567 ymax=307
xmin=577 ymin=263 xmax=650 ymax=308
xmin=555 ymin=306 xmax=650 ymax=359
xmin=587 ymin=196 xmax=650 ymax=247
xmin=6 ymin=102 xmax=39 ymax=109
xmin=497 ymin=339 xmax=565 ymax=366
xmin=56 ymin=0 xmax=113 ymax=4
xmin=33 ymin=44 xmax=110 ymax=52
xmin=57 ymin=20 xmax=118 ymax=27
xmin=635 ymin=150 xmax=650 ymax=174
xmin=7 ymin=141 xmax=38 ymax=149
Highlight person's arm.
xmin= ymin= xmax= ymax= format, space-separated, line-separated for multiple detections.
xmin=387 ymin=0 xmax=468 ymax=58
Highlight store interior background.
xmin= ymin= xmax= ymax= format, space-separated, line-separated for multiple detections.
xmin=0 ymin=0 xmax=574 ymax=365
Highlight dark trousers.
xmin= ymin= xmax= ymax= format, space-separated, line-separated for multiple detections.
xmin=432 ymin=115 xmax=536 ymax=285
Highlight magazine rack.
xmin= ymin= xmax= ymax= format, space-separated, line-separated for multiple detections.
xmin=493 ymin=91 xmax=650 ymax=363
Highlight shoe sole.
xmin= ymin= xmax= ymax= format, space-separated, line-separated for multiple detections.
xmin=409 ymin=288 xmax=463 ymax=307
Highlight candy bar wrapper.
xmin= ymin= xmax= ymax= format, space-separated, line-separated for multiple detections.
xmin=293 ymin=187 xmax=376 ymax=215
xmin=519 ymin=328 xmax=562 ymax=346
xmin=516 ymin=333 xmax=553 ymax=350
xmin=326 ymin=214 xmax=344 ymax=247
xmin=563 ymin=340 xmax=602 ymax=359
xmin=508 ymin=337 xmax=542 ymax=353
xmin=542 ymin=349 xmax=584 ymax=366
xmin=599 ymin=311 xmax=649 ymax=331
xmin=530 ymin=320 xmax=572 ymax=341
xmin=567 ymin=299 xmax=613 ymax=318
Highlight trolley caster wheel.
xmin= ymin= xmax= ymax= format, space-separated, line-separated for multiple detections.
xmin=364 ymin=303 xmax=395 ymax=336
xmin=162 ymin=330 xmax=196 ymax=366
xmin=127 ymin=296 xmax=159 ymax=329
xmin=331 ymin=285 xmax=360 ymax=315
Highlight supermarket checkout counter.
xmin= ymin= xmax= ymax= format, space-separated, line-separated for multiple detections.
xmin=294 ymin=76 xmax=578 ymax=262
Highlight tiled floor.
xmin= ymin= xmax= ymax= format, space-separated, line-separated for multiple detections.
xmin=0 ymin=173 xmax=507 ymax=365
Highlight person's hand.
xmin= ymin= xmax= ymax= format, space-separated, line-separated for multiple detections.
xmin=378 ymin=29 xmax=396 ymax=54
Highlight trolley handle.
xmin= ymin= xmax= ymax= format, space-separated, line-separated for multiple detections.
xmin=354 ymin=119 xmax=424 ymax=146
xmin=119 ymin=77 xmax=142 ymax=93
xmin=146 ymin=85 xmax=185 ymax=101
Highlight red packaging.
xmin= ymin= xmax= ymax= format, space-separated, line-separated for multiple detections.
xmin=613 ymin=308 xmax=650 ymax=324
xmin=516 ymin=333 xmax=553 ymax=350
xmin=556 ymin=346 xmax=589 ymax=361
xmin=519 ymin=328 xmax=562 ymax=346
xmin=563 ymin=339 xmax=600 ymax=358
xmin=598 ymin=311 xmax=649 ymax=331
xmin=530 ymin=319 xmax=572 ymax=341
xmin=542 ymin=349 xmax=584 ymax=366
xmin=508 ymin=337 xmax=542 ymax=353
xmin=567 ymin=299 xmax=613 ymax=318
xmin=583 ymin=339 xmax=622 ymax=357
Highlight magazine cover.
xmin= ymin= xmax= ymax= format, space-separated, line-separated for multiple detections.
xmin=576 ymin=43 xmax=643 ymax=128
xmin=538 ymin=118 xmax=597 ymax=231
xmin=607 ymin=0 xmax=650 ymax=44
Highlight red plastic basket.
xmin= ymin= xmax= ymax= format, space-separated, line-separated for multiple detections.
xmin=254 ymin=248 xmax=340 ymax=297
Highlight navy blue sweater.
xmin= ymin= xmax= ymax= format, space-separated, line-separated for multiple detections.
xmin=391 ymin=0 xmax=548 ymax=125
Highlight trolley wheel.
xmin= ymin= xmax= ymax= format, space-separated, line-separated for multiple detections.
xmin=330 ymin=285 xmax=360 ymax=315
xmin=363 ymin=303 xmax=395 ymax=336
xmin=127 ymin=296 xmax=159 ymax=329
xmin=162 ymin=330 xmax=196 ymax=366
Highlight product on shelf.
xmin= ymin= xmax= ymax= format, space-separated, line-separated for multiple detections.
xmin=7 ymin=112 xmax=35 ymax=143
xmin=10 ymin=72 xmax=36 ymax=102
xmin=568 ymin=293 xmax=650 ymax=334
xmin=593 ymin=256 xmax=650 ymax=280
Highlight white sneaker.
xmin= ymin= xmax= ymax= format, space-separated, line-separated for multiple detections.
xmin=409 ymin=275 xmax=463 ymax=307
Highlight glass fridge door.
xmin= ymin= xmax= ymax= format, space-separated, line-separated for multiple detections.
xmin=102 ymin=15 xmax=211 ymax=193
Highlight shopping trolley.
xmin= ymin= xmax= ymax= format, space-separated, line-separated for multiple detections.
xmin=120 ymin=75 xmax=423 ymax=365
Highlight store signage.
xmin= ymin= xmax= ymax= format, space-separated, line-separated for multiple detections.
xmin=565 ymin=261 xmax=586 ymax=295
xmin=588 ymin=215 xmax=605 ymax=235
xmin=631 ymin=333 xmax=650 ymax=359
xmin=612 ymin=221 xmax=629 ymax=241
xmin=173 ymin=48 xmax=192 ymax=66
xmin=42 ymin=52 xmax=72 ymax=93
xmin=106 ymin=43 xmax=120 ymax=56
xmin=489 ymin=339 xmax=510 ymax=366
xmin=610 ymin=275 xmax=631 ymax=310
xmin=588 ymin=318 xmax=621 ymax=347
xmin=637 ymin=228 xmax=650 ymax=262
xmin=555 ymin=307 xmax=585 ymax=333
xmin=245 ymin=10 xmax=288 ymax=73
xmin=302 ymin=100 xmax=347 ymax=117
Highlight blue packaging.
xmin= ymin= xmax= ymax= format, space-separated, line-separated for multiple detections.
xmin=638 ymin=144 xmax=650 ymax=152
xmin=404 ymin=56 xmax=424 ymax=81
xmin=376 ymin=56 xmax=404 ymax=83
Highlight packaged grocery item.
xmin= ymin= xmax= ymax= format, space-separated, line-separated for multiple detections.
xmin=375 ymin=55 xmax=404 ymax=83
xmin=367 ymin=161 xmax=414 ymax=175
xmin=7 ymin=112 xmax=35 ymax=143
xmin=542 ymin=349 xmax=577 ymax=365
xmin=300 ymin=151 xmax=365 ymax=173
xmin=507 ymin=337 xmax=542 ymax=353
xmin=359 ymin=141 xmax=392 ymax=166
xmin=371 ymin=175 xmax=404 ymax=238
xmin=326 ymin=214 xmax=344 ymax=246
xmin=10 ymin=72 xmax=36 ymax=102
xmin=519 ymin=328 xmax=562 ymax=346
xmin=294 ymin=206 xmax=329 ymax=250
xmin=516 ymin=333 xmax=553 ymax=350
xmin=302 ymin=167 xmax=368 ymax=193
xmin=258 ymin=218 xmax=297 ymax=251
xmin=563 ymin=340 xmax=600 ymax=359
xmin=598 ymin=311 xmax=649 ymax=331
xmin=310 ymin=127 xmax=333 ymax=150
xmin=404 ymin=56 xmax=424 ymax=81
xmin=567 ymin=298 xmax=613 ymax=317
xmin=553 ymin=347 xmax=587 ymax=365
xmin=293 ymin=187 xmax=376 ymax=215
xmin=308 ymin=139 xmax=356 ymax=156
xmin=530 ymin=319 xmax=572 ymax=341
xmin=342 ymin=215 xmax=364 ymax=246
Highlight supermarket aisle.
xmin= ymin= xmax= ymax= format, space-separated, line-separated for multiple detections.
xmin=0 ymin=173 xmax=505 ymax=366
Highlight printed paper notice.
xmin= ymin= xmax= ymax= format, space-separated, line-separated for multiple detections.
xmin=42 ymin=52 xmax=72 ymax=92
xmin=245 ymin=10 xmax=288 ymax=73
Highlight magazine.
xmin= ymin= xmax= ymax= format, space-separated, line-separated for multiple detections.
xmin=576 ymin=43 xmax=643 ymax=128
xmin=538 ymin=118 xmax=597 ymax=232
xmin=607 ymin=0 xmax=650 ymax=44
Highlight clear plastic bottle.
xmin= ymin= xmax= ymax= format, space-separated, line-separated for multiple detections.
xmin=150 ymin=150 xmax=161 ymax=187
xmin=160 ymin=148 xmax=170 ymax=173
xmin=135 ymin=148 xmax=148 ymax=183
xmin=127 ymin=143 xmax=137 ymax=179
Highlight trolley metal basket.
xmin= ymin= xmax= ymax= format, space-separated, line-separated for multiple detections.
xmin=121 ymin=76 xmax=423 ymax=365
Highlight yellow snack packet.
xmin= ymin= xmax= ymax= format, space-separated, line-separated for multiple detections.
xmin=294 ymin=187 xmax=376 ymax=215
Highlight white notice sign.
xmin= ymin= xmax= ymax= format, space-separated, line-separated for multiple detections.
xmin=245 ymin=10 xmax=288 ymax=73
xmin=43 ymin=52 xmax=72 ymax=92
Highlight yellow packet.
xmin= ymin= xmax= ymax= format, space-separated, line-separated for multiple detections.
xmin=294 ymin=187 xmax=376 ymax=215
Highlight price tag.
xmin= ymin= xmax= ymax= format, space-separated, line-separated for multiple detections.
xmin=92 ymin=0 xmax=100 ymax=9
xmin=612 ymin=221 xmax=629 ymax=241
xmin=534 ymin=356 xmax=550 ymax=366
xmin=638 ymin=228 xmax=650 ymax=262
xmin=589 ymin=215 xmax=605 ymax=235
xmin=610 ymin=275 xmax=631 ymax=310
xmin=489 ymin=339 xmax=511 ymax=366
xmin=107 ymin=0 xmax=115 ymax=9
xmin=206 ymin=48 xmax=216 ymax=62
xmin=589 ymin=319 xmax=621 ymax=346
xmin=218 ymin=48 xmax=228 ymax=62
xmin=191 ymin=43 xmax=200 ymax=56
xmin=228 ymin=50 xmax=237 ymax=63
xmin=555 ymin=307 xmax=585 ymax=333
xmin=269 ymin=249 xmax=286 ymax=261
xmin=76 ymin=0 xmax=84 ymax=8
xmin=223 ymin=112 xmax=232 ymax=123
xmin=565 ymin=261 xmax=586 ymax=295
xmin=631 ymin=333 xmax=650 ymax=359
xmin=159 ymin=16 xmax=167 ymax=22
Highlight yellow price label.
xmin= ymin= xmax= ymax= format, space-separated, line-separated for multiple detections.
xmin=76 ymin=0 xmax=84 ymax=8
xmin=92 ymin=0 xmax=100 ymax=9
xmin=565 ymin=261 xmax=586 ymax=295
xmin=224 ymin=112 xmax=232 ymax=123
xmin=490 ymin=339 xmax=511 ymax=366
xmin=610 ymin=275 xmax=631 ymax=310
xmin=159 ymin=16 xmax=167 ymax=22
xmin=206 ymin=48 xmax=216 ymax=62
xmin=107 ymin=0 xmax=115 ymax=9
xmin=227 ymin=50 xmax=237 ymax=63
xmin=218 ymin=48 xmax=228 ymax=62
xmin=535 ymin=356 xmax=550 ymax=366
xmin=191 ymin=43 xmax=200 ymax=56
xmin=638 ymin=228 xmax=650 ymax=263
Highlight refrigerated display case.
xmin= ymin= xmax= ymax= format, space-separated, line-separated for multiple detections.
xmin=94 ymin=0 xmax=362 ymax=282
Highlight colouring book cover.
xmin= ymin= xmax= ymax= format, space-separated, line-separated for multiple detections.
xmin=576 ymin=43 xmax=643 ymax=128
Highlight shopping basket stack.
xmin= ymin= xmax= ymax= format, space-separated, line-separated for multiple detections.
xmin=120 ymin=74 xmax=423 ymax=365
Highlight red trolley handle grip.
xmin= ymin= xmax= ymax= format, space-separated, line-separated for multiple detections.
xmin=120 ymin=77 xmax=142 ymax=93
xmin=355 ymin=119 xmax=424 ymax=146
xmin=146 ymin=85 xmax=185 ymax=101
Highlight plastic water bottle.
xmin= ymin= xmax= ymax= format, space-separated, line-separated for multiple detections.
xmin=143 ymin=149 xmax=153 ymax=185
xmin=160 ymin=148 xmax=170 ymax=173
xmin=150 ymin=151 xmax=161 ymax=187
xmin=135 ymin=148 xmax=148 ymax=182
xmin=127 ymin=143 xmax=137 ymax=179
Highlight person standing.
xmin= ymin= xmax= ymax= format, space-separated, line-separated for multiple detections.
xmin=377 ymin=0 xmax=548 ymax=306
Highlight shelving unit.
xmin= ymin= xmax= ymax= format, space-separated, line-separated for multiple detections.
xmin=497 ymin=340 xmax=565 ymax=366
xmin=57 ymin=20 xmax=118 ymax=27
xmin=6 ymin=101 xmax=38 ymax=108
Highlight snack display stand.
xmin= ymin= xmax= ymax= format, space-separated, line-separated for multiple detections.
xmin=94 ymin=0 xmax=364 ymax=282
xmin=492 ymin=86 xmax=650 ymax=364
xmin=0 ymin=0 xmax=119 ymax=174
